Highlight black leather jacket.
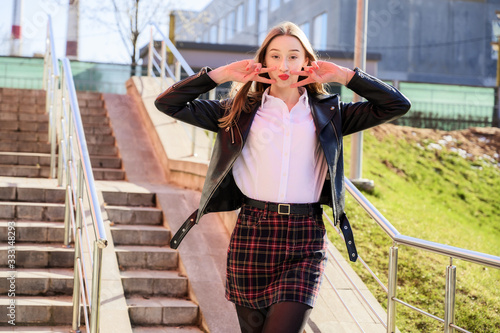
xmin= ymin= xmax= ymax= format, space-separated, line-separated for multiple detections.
xmin=155 ymin=67 xmax=411 ymax=253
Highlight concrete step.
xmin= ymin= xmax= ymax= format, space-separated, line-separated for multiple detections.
xmin=79 ymin=106 xmax=107 ymax=116
xmin=0 ymin=140 xmax=118 ymax=156
xmin=0 ymin=141 xmax=50 ymax=153
xmin=0 ymin=121 xmax=48 ymax=132
xmin=77 ymin=91 xmax=102 ymax=101
xmin=127 ymin=296 xmax=198 ymax=326
xmin=93 ymin=167 xmax=126 ymax=181
xmin=4 ymin=326 xmax=75 ymax=332
xmin=0 ymin=221 xmax=64 ymax=243
xmin=102 ymin=191 xmax=156 ymax=207
xmin=115 ymin=246 xmax=177 ymax=270
xmin=0 ymin=152 xmax=121 ymax=169
xmin=121 ymin=269 xmax=187 ymax=297
xmin=83 ymin=125 xmax=112 ymax=135
xmin=91 ymin=155 xmax=122 ymax=168
xmin=0 ymin=152 xmax=51 ymax=167
xmin=82 ymin=115 xmax=109 ymax=125
xmin=132 ymin=326 xmax=203 ymax=333
xmin=0 ymin=164 xmax=123 ymax=180
xmin=0 ymin=164 xmax=50 ymax=178
xmin=86 ymin=134 xmax=115 ymax=145
xmin=0 ymin=296 xmax=73 ymax=326
xmin=0 ymin=184 xmax=65 ymax=203
xmin=88 ymin=144 xmax=118 ymax=156
xmin=132 ymin=327 xmax=203 ymax=333
xmin=111 ymin=225 xmax=170 ymax=246
xmin=0 ymin=131 xmax=48 ymax=142
xmin=0 ymin=112 xmax=48 ymax=122
xmin=106 ymin=206 xmax=163 ymax=225
xmin=0 ymin=268 xmax=73 ymax=296
xmin=0 ymin=243 xmax=73 ymax=268
xmin=0 ymin=202 xmax=65 ymax=221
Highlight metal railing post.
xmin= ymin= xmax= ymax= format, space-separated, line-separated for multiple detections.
xmin=63 ymin=184 xmax=72 ymax=247
xmin=148 ymin=27 xmax=153 ymax=77
xmin=90 ymin=243 xmax=104 ymax=332
xmin=387 ymin=245 xmax=399 ymax=333
xmin=160 ymin=40 xmax=166 ymax=91
xmin=174 ymin=60 xmax=181 ymax=82
xmin=444 ymin=259 xmax=457 ymax=333
xmin=71 ymin=179 xmax=82 ymax=332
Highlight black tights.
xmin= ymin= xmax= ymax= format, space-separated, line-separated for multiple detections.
xmin=235 ymin=302 xmax=312 ymax=333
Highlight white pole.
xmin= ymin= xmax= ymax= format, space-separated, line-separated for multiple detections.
xmin=66 ymin=0 xmax=79 ymax=59
xmin=350 ymin=0 xmax=374 ymax=191
xmin=10 ymin=0 xmax=23 ymax=56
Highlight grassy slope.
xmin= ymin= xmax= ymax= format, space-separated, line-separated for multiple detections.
xmin=324 ymin=127 xmax=500 ymax=332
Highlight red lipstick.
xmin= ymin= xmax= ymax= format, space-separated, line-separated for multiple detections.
xmin=278 ymin=74 xmax=289 ymax=80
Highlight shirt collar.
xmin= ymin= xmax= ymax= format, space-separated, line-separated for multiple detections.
xmin=261 ymin=87 xmax=309 ymax=109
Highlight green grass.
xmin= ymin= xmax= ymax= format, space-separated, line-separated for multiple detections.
xmin=324 ymin=128 xmax=500 ymax=332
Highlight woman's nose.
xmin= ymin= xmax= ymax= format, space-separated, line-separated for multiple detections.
xmin=280 ymin=60 xmax=288 ymax=72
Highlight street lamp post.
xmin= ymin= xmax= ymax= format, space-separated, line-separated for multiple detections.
xmin=491 ymin=10 xmax=500 ymax=128
xmin=350 ymin=0 xmax=375 ymax=192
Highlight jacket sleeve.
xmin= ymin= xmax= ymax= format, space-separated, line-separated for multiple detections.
xmin=154 ymin=67 xmax=225 ymax=132
xmin=340 ymin=68 xmax=411 ymax=136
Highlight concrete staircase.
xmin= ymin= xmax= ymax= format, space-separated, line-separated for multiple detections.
xmin=0 ymin=87 xmax=204 ymax=332
xmin=0 ymin=179 xmax=74 ymax=330
xmin=101 ymin=188 xmax=202 ymax=332
xmin=0 ymin=87 xmax=125 ymax=181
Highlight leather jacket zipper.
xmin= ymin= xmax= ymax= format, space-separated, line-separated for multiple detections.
xmin=225 ymin=126 xmax=235 ymax=144
xmin=199 ymin=124 xmax=242 ymax=222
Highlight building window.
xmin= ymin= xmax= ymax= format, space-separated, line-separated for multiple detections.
xmin=300 ymin=22 xmax=310 ymax=40
xmin=227 ymin=11 xmax=236 ymax=40
xmin=236 ymin=4 xmax=244 ymax=32
xmin=270 ymin=0 xmax=279 ymax=11
xmin=218 ymin=18 xmax=226 ymax=43
xmin=247 ymin=0 xmax=256 ymax=26
xmin=203 ymin=30 xmax=209 ymax=43
xmin=313 ymin=13 xmax=327 ymax=50
xmin=258 ymin=0 xmax=268 ymax=44
xmin=210 ymin=25 xmax=218 ymax=44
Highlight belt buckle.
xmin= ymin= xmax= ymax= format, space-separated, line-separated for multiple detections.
xmin=278 ymin=204 xmax=290 ymax=215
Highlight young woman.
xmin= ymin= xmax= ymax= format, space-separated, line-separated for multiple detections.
xmin=155 ymin=22 xmax=410 ymax=333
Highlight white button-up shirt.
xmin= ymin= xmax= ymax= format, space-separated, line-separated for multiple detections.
xmin=233 ymin=87 xmax=328 ymax=204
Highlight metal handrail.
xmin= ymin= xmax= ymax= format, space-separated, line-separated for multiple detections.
xmin=148 ymin=23 xmax=215 ymax=160
xmin=326 ymin=178 xmax=500 ymax=333
xmin=43 ymin=17 xmax=108 ymax=333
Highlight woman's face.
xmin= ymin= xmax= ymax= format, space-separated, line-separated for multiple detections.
xmin=264 ymin=35 xmax=309 ymax=87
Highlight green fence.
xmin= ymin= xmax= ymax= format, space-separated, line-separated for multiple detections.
xmin=0 ymin=56 xmax=146 ymax=94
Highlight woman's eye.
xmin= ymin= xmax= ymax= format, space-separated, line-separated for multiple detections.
xmin=290 ymin=56 xmax=298 ymax=60
xmin=271 ymin=55 xmax=279 ymax=59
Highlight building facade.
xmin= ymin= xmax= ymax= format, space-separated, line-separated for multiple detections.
xmin=174 ymin=0 xmax=500 ymax=87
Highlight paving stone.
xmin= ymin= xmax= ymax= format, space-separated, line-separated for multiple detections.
xmin=0 ymin=203 xmax=15 ymax=219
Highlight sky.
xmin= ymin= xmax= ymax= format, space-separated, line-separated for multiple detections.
xmin=0 ymin=0 xmax=212 ymax=64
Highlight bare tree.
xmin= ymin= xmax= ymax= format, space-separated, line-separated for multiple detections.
xmin=111 ymin=0 xmax=172 ymax=74
xmin=83 ymin=0 xmax=172 ymax=75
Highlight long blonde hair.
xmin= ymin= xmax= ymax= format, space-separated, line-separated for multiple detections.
xmin=218 ymin=21 xmax=328 ymax=128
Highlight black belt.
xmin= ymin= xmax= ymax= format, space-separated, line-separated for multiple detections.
xmin=243 ymin=197 xmax=322 ymax=216
xmin=170 ymin=205 xmax=358 ymax=263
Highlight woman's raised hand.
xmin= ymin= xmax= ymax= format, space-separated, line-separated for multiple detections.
xmin=208 ymin=60 xmax=277 ymax=85
xmin=290 ymin=61 xmax=355 ymax=88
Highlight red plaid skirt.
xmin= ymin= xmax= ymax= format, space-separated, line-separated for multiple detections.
xmin=225 ymin=203 xmax=328 ymax=309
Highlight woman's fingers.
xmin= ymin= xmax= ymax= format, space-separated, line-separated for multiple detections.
xmin=259 ymin=66 xmax=277 ymax=73
xmin=290 ymin=77 xmax=316 ymax=88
